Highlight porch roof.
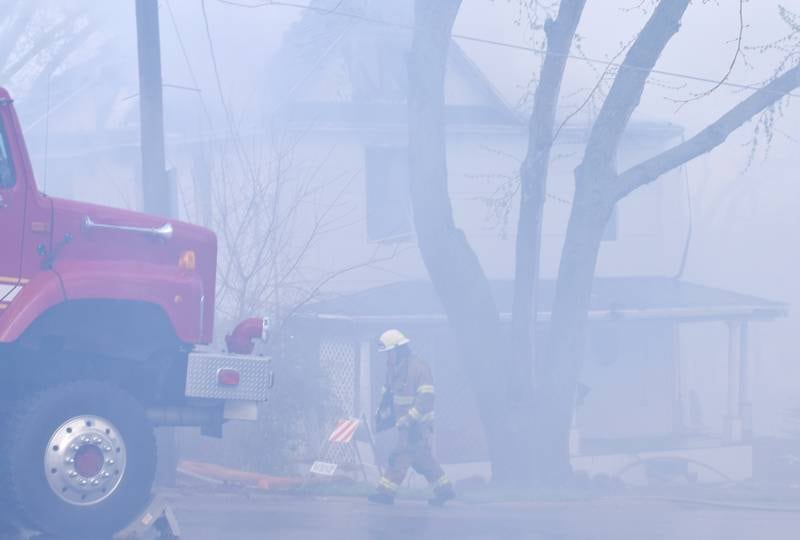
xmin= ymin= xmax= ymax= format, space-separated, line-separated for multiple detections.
xmin=299 ymin=277 xmax=788 ymax=323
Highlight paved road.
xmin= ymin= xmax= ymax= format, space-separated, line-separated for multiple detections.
xmin=6 ymin=489 xmax=800 ymax=539
xmin=163 ymin=490 xmax=800 ymax=540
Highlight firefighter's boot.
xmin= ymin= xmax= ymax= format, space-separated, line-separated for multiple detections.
xmin=369 ymin=477 xmax=399 ymax=505
xmin=428 ymin=477 xmax=456 ymax=507
xmin=367 ymin=491 xmax=395 ymax=505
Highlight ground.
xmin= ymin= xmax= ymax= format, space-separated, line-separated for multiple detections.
xmin=154 ymin=488 xmax=800 ymax=539
xmin=7 ymin=486 xmax=800 ymax=539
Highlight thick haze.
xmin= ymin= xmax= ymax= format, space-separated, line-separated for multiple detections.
xmin=6 ymin=2 xmax=800 ymax=538
xmin=10 ymin=0 xmax=800 ymax=464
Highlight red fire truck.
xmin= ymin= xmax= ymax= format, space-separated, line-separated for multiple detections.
xmin=0 ymin=88 xmax=272 ymax=537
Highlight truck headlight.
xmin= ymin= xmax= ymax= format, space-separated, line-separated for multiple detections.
xmin=178 ymin=250 xmax=196 ymax=271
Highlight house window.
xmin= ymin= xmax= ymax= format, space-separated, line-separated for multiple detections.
xmin=364 ymin=146 xmax=413 ymax=243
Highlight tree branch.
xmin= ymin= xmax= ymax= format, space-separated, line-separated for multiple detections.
xmin=525 ymin=0 xmax=587 ymax=173
xmin=0 ymin=2 xmax=35 ymax=70
xmin=615 ymin=62 xmax=800 ymax=199
xmin=0 ymin=16 xmax=78 ymax=81
xmin=674 ymin=0 xmax=745 ymax=106
xmin=582 ymin=0 xmax=690 ymax=172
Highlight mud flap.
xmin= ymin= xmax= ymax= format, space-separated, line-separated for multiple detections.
xmin=112 ymin=495 xmax=181 ymax=540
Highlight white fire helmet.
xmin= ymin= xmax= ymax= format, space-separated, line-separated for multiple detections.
xmin=377 ymin=329 xmax=411 ymax=352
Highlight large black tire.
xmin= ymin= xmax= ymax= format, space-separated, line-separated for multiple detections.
xmin=0 ymin=381 xmax=156 ymax=538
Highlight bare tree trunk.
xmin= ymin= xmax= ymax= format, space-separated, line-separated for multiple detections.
xmin=511 ymin=0 xmax=587 ymax=395
xmin=408 ymin=0 xmax=522 ymax=485
xmin=530 ymin=178 xmax=614 ymax=485
xmin=529 ymin=0 xmax=691 ymax=487
xmin=409 ymin=0 xmax=797 ymax=489
xmin=529 ymin=0 xmax=800 ymax=487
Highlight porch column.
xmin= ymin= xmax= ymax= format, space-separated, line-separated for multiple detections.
xmin=726 ymin=321 xmax=744 ymax=443
xmin=672 ymin=322 xmax=686 ymax=434
xmin=569 ymin=413 xmax=581 ymax=456
xmin=739 ymin=322 xmax=752 ymax=440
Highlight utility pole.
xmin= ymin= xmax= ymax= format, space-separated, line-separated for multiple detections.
xmin=136 ymin=0 xmax=177 ymax=490
xmin=135 ymin=0 xmax=170 ymax=218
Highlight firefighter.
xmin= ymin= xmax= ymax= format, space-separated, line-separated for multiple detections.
xmin=368 ymin=329 xmax=456 ymax=506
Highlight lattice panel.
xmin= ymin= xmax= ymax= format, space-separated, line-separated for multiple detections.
xmin=319 ymin=338 xmax=357 ymax=465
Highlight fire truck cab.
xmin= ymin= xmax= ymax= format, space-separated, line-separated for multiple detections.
xmin=0 ymin=88 xmax=271 ymax=538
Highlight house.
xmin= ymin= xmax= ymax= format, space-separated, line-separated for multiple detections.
xmin=263 ymin=1 xmax=789 ymax=483
xmin=27 ymin=0 xmax=690 ymax=295
xmin=258 ymin=0 xmax=689 ymax=292
xmin=293 ymin=278 xmax=787 ymax=483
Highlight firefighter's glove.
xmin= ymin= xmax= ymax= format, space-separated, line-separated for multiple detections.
xmin=396 ymin=406 xmax=426 ymax=429
xmin=375 ymin=390 xmax=396 ymax=432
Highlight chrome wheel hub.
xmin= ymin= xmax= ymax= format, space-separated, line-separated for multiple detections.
xmin=44 ymin=415 xmax=127 ymax=506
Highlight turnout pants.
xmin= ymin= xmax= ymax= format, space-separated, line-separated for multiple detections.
xmin=377 ymin=425 xmax=451 ymax=495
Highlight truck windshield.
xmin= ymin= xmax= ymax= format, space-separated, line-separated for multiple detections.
xmin=0 ymin=122 xmax=14 ymax=188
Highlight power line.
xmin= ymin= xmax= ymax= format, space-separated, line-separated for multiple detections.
xmin=164 ymin=0 xmax=216 ymax=132
xmin=214 ymin=0 xmax=800 ymax=99
xmin=201 ymin=0 xmax=234 ymax=130
xmin=200 ymin=0 xmax=255 ymax=178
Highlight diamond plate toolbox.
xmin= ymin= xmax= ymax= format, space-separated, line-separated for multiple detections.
xmin=185 ymin=352 xmax=273 ymax=401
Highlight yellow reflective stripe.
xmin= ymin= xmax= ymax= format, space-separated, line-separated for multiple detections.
xmin=433 ymin=475 xmax=451 ymax=488
xmin=393 ymin=395 xmax=415 ymax=406
xmin=379 ymin=477 xmax=399 ymax=491
xmin=417 ymin=385 xmax=435 ymax=394
xmin=421 ymin=412 xmax=435 ymax=423
xmin=408 ymin=407 xmax=422 ymax=421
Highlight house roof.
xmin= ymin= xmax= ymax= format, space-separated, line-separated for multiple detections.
xmin=264 ymin=0 xmax=522 ymax=130
xmin=299 ymin=277 xmax=788 ymax=323
xmin=265 ymin=1 xmax=684 ymax=142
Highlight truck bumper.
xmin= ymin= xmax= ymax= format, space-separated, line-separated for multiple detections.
xmin=184 ymin=352 xmax=273 ymax=420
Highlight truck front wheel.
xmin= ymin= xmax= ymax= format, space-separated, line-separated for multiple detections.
xmin=2 ymin=381 xmax=156 ymax=538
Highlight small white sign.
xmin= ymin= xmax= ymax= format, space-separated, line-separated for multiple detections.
xmin=310 ymin=461 xmax=338 ymax=476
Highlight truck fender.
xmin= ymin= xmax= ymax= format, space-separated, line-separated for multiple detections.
xmin=0 ymin=261 xmax=205 ymax=344
xmin=0 ymin=271 xmax=64 ymax=343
